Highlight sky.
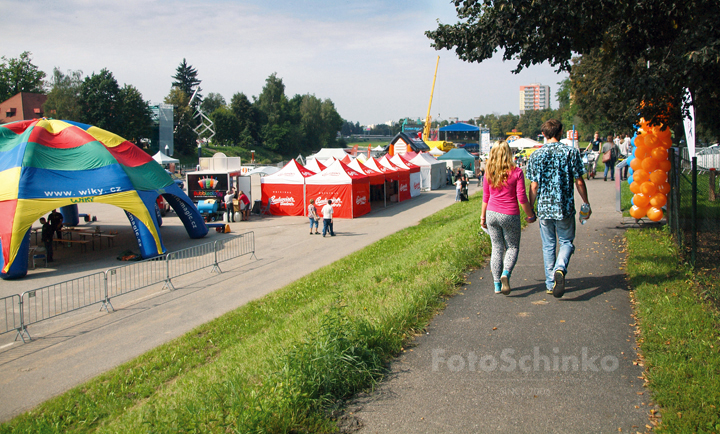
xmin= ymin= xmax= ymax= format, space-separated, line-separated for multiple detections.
xmin=2 ymin=0 xmax=568 ymax=126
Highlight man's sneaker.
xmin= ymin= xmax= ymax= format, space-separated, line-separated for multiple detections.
xmin=500 ymin=272 xmax=511 ymax=295
xmin=546 ymin=288 xmax=553 ymax=294
xmin=552 ymin=269 xmax=565 ymax=298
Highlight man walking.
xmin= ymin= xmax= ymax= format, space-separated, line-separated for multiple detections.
xmin=527 ymin=119 xmax=591 ymax=298
xmin=224 ymin=190 xmax=235 ymax=222
xmin=321 ymin=199 xmax=335 ymax=237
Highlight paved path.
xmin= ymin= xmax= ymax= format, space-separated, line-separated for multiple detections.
xmin=349 ymin=178 xmax=651 ymax=433
xmin=0 ymin=181 xmax=474 ymax=422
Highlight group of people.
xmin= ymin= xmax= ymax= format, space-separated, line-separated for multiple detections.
xmin=223 ymin=188 xmax=250 ymax=222
xmin=454 ymin=169 xmax=470 ymax=202
xmin=585 ymin=131 xmax=630 ymax=181
xmin=481 ymin=119 xmax=591 ymax=298
xmin=38 ymin=209 xmax=64 ymax=263
xmin=307 ymin=199 xmax=336 ymax=237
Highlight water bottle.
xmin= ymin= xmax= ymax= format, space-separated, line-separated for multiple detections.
xmin=579 ymin=203 xmax=591 ymax=225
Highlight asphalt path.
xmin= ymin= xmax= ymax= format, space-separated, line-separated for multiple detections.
xmin=0 ymin=180 xmax=472 ymax=422
xmin=348 ymin=177 xmax=652 ymax=433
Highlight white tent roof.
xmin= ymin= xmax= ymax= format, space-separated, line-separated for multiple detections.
xmin=410 ymin=153 xmax=444 ymax=166
xmin=429 ymin=147 xmax=445 ymax=156
xmin=246 ymin=166 xmax=280 ymax=176
xmin=311 ymin=148 xmax=350 ymax=161
xmin=304 ymin=158 xmax=326 ymax=174
xmin=152 ymin=151 xmax=179 ymax=164
xmin=305 ymin=159 xmax=367 ymax=185
xmin=372 ymin=145 xmax=386 ymax=152
xmin=509 ymin=137 xmax=542 ymax=149
xmin=260 ymin=159 xmax=315 ymax=185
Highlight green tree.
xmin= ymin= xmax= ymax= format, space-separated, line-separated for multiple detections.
xmin=255 ymin=73 xmax=292 ymax=151
xmin=116 ymin=84 xmax=152 ymax=144
xmin=172 ymin=59 xmax=202 ymax=107
xmin=427 ymin=0 xmax=720 ymax=138
xmin=320 ymin=99 xmax=343 ymax=147
xmin=164 ymin=87 xmax=196 ymax=154
xmin=0 ymin=51 xmax=46 ymax=101
xmin=210 ymin=106 xmax=241 ymax=146
xmin=43 ymin=68 xmax=83 ymax=121
xmin=230 ymin=92 xmax=259 ymax=147
xmin=77 ymin=69 xmax=120 ymax=132
xmin=201 ymin=92 xmax=225 ymax=115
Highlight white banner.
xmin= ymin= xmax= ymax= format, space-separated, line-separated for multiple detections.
xmin=683 ymin=88 xmax=696 ymax=158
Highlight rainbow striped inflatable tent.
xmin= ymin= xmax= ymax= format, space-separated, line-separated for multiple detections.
xmin=0 ymin=119 xmax=208 ymax=279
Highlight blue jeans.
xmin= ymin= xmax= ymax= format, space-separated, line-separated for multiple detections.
xmin=309 ymin=217 xmax=318 ymax=231
xmin=539 ymin=216 xmax=576 ymax=290
xmin=323 ymin=218 xmax=334 ymax=236
xmin=604 ymin=160 xmax=615 ymax=180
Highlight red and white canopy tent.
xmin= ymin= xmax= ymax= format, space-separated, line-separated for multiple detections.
xmin=260 ymin=159 xmax=316 ymax=216
xmin=391 ymin=154 xmax=422 ymax=198
xmin=378 ymin=155 xmax=411 ymax=202
xmin=340 ymin=154 xmax=353 ymax=165
xmin=305 ymin=159 xmax=371 ymax=219
xmin=348 ymin=158 xmax=387 ymax=207
xmin=304 ymin=158 xmax=327 ymax=174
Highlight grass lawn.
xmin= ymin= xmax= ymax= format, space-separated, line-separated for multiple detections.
xmin=625 ymin=227 xmax=720 ymax=432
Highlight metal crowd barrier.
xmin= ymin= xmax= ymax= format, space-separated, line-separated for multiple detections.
xmin=3 ymin=232 xmax=255 ymax=343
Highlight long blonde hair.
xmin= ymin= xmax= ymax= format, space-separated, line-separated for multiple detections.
xmin=486 ymin=141 xmax=516 ymax=189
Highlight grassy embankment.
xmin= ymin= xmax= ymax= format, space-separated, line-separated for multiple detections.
xmin=626 ymin=227 xmax=720 ymax=432
xmin=1 ymin=192 xmax=495 ymax=433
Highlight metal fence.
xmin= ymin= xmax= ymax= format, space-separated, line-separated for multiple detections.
xmin=667 ymin=149 xmax=720 ymax=267
xmin=1 ymin=232 xmax=255 ymax=343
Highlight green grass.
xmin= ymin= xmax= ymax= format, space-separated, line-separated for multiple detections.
xmin=625 ymin=227 xmax=720 ymax=433
xmin=2 ymin=192 xmax=498 ymax=433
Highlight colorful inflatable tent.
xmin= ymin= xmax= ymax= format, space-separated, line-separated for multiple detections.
xmin=305 ymin=159 xmax=370 ymax=219
xmin=390 ymin=132 xmax=431 ymax=155
xmin=260 ymin=159 xmax=316 ymax=216
xmin=0 ymin=119 xmax=208 ymax=280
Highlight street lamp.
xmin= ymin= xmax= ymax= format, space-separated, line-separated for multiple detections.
xmin=165 ymin=145 xmax=169 ymax=156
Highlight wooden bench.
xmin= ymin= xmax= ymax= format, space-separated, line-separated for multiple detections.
xmin=57 ymin=238 xmax=90 ymax=253
xmin=79 ymin=233 xmax=117 ymax=249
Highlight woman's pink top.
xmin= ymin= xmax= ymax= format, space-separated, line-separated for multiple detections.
xmin=483 ymin=167 xmax=529 ymax=215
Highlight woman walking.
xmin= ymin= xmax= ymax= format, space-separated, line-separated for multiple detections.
xmin=308 ymin=199 xmax=320 ymax=234
xmin=481 ymin=141 xmax=536 ymax=294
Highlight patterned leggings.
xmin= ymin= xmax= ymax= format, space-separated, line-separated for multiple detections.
xmin=486 ymin=210 xmax=522 ymax=282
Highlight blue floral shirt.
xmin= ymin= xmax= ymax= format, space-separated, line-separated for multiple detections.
xmin=526 ymin=142 xmax=586 ymax=220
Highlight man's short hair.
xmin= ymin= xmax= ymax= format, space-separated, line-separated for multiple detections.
xmin=541 ymin=119 xmax=563 ymax=141
xmin=328 ymin=200 xmax=333 ymax=205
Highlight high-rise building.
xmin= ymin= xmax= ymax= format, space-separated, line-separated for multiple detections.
xmin=519 ymin=83 xmax=550 ymax=114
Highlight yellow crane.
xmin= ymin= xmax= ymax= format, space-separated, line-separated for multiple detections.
xmin=423 ymin=56 xmax=455 ymax=152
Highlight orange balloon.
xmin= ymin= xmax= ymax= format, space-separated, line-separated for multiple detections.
xmin=653 ymin=126 xmax=671 ymax=140
xmin=659 ymin=136 xmax=672 ymax=148
xmin=633 ymin=193 xmax=651 ymax=207
xmin=634 ymin=146 xmax=650 ymax=159
xmin=629 ymin=205 xmax=649 ymax=219
xmin=650 ymin=193 xmax=667 ymax=208
xmin=630 ymin=157 xmax=643 ymax=171
xmin=634 ymin=169 xmax=650 ymax=184
xmin=634 ymin=134 xmax=646 ymax=148
xmin=641 ymin=181 xmax=658 ymax=196
xmin=649 ymin=169 xmax=667 ymax=184
xmin=658 ymin=159 xmax=671 ymax=172
xmin=657 ymin=182 xmax=671 ymax=194
xmin=651 ymin=147 xmax=668 ymax=161
xmin=629 ymin=181 xmax=643 ymax=194
xmin=647 ymin=207 xmax=664 ymax=222
xmin=641 ymin=157 xmax=659 ymax=172
xmin=644 ymin=134 xmax=659 ymax=148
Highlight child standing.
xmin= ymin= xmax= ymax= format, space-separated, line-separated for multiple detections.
xmin=481 ymin=141 xmax=536 ymax=295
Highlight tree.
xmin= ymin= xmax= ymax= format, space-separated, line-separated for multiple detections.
xmin=255 ymin=73 xmax=292 ymax=151
xmin=172 ymin=59 xmax=202 ymax=107
xmin=426 ymin=0 xmax=720 ymax=138
xmin=43 ymin=68 xmax=83 ymax=121
xmin=211 ymin=106 xmax=241 ymax=146
xmin=230 ymin=92 xmax=259 ymax=147
xmin=116 ymin=84 xmax=152 ymax=144
xmin=516 ymin=109 xmax=555 ymax=141
xmin=0 ymin=51 xmax=46 ymax=101
xmin=320 ymin=99 xmax=343 ymax=146
xmin=164 ymin=87 xmax=196 ymax=154
xmin=77 ymin=69 xmax=120 ymax=132
xmin=201 ymin=92 xmax=225 ymax=115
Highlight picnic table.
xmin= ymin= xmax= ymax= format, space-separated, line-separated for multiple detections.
xmin=78 ymin=231 xmax=117 ymax=250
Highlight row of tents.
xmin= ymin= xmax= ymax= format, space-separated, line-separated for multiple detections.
xmin=260 ymin=152 xmax=447 ymax=219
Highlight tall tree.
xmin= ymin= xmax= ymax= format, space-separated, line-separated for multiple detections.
xmin=116 ymin=84 xmax=153 ymax=144
xmin=0 ymin=51 xmax=46 ymax=101
xmin=210 ymin=106 xmax=241 ymax=146
xmin=320 ymin=99 xmax=343 ymax=147
xmin=43 ymin=68 xmax=83 ymax=121
xmin=230 ymin=92 xmax=259 ymax=147
xmin=201 ymin=92 xmax=225 ymax=115
xmin=426 ymin=0 xmax=720 ymax=138
xmin=164 ymin=87 xmax=197 ymax=154
xmin=255 ymin=73 xmax=292 ymax=151
xmin=172 ymin=58 xmax=202 ymax=107
xmin=77 ymin=69 xmax=120 ymax=132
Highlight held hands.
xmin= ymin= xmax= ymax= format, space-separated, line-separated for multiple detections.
xmin=525 ymin=214 xmax=537 ymax=223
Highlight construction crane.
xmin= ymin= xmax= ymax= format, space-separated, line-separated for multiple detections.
xmin=422 ymin=56 xmax=440 ymax=141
